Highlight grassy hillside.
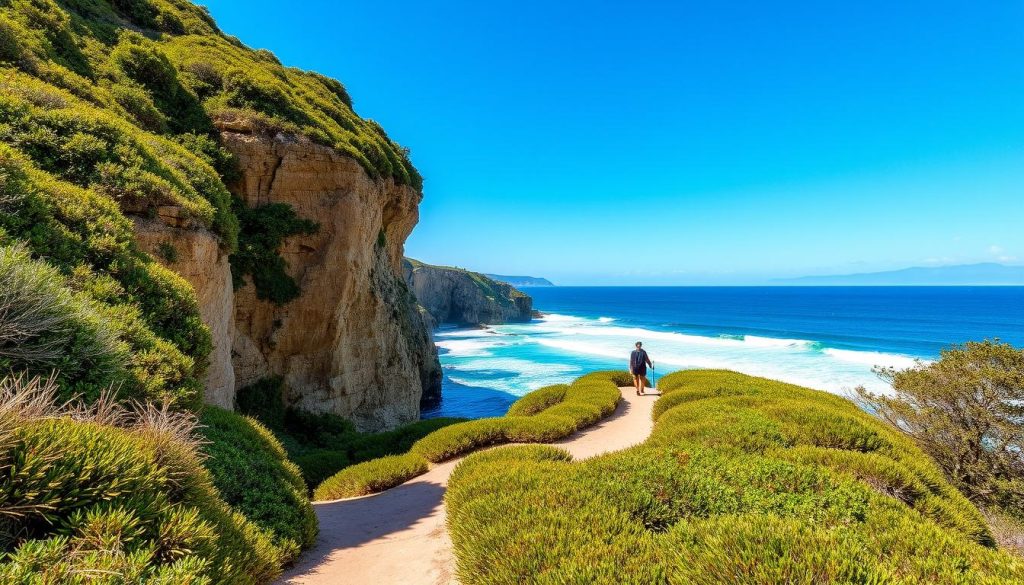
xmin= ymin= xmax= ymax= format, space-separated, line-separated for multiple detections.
xmin=0 ymin=0 xmax=420 ymax=407
xmin=446 ymin=370 xmax=1024 ymax=583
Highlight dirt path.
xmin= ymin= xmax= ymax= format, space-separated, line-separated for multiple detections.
xmin=277 ymin=387 xmax=658 ymax=585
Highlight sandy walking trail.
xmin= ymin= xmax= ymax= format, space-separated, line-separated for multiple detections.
xmin=277 ymin=387 xmax=658 ymax=585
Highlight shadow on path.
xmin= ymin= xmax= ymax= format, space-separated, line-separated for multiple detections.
xmin=280 ymin=478 xmax=448 ymax=578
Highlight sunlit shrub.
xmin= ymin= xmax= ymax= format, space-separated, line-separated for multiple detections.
xmin=446 ymin=370 xmax=1022 ymax=583
xmin=0 ymin=375 xmax=282 ymax=584
xmin=198 ymin=407 xmax=318 ymax=563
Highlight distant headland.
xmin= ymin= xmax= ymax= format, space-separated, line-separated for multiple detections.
xmin=777 ymin=263 xmax=1024 ymax=286
xmin=484 ymin=274 xmax=555 ymax=287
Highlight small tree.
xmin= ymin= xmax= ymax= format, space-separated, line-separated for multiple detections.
xmin=857 ymin=340 xmax=1024 ymax=515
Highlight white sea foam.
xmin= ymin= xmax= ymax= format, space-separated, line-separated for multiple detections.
xmin=434 ymin=338 xmax=502 ymax=357
xmin=435 ymin=310 xmax=926 ymax=407
xmin=822 ymin=348 xmax=922 ymax=370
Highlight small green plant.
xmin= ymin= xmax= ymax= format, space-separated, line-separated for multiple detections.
xmin=156 ymin=240 xmax=178 ymax=263
xmin=229 ymin=198 xmax=319 ymax=305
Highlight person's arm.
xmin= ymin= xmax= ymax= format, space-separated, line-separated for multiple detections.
xmin=646 ymin=351 xmax=653 ymax=367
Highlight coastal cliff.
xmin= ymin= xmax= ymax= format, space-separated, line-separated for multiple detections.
xmin=136 ymin=130 xmax=442 ymax=430
xmin=226 ymin=130 xmax=441 ymax=429
xmin=404 ymin=259 xmax=533 ymax=326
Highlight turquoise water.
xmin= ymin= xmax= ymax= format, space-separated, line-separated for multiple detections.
xmin=421 ymin=286 xmax=1024 ymax=419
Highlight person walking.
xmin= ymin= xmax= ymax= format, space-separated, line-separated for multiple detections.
xmin=629 ymin=341 xmax=653 ymax=395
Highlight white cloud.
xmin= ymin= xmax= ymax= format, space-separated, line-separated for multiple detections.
xmin=988 ymin=244 xmax=1017 ymax=263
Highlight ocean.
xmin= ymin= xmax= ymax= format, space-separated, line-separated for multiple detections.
xmin=421 ymin=286 xmax=1024 ymax=419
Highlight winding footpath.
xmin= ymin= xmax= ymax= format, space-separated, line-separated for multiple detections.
xmin=277 ymin=387 xmax=658 ymax=585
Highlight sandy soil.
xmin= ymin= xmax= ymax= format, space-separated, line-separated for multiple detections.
xmin=277 ymin=387 xmax=658 ymax=585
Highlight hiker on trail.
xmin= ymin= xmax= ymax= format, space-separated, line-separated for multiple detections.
xmin=629 ymin=341 xmax=653 ymax=396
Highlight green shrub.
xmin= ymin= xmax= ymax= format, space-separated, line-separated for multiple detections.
xmin=0 ymin=375 xmax=282 ymax=584
xmin=292 ymin=449 xmax=351 ymax=490
xmin=454 ymin=445 xmax=573 ymax=474
xmin=857 ymin=340 xmax=1024 ymax=519
xmin=313 ymin=453 xmax=428 ymax=501
xmin=236 ymin=376 xmax=466 ymax=489
xmin=505 ymin=383 xmax=567 ymax=416
xmin=107 ymin=33 xmax=208 ymax=134
xmin=198 ymin=407 xmax=317 ymax=563
xmin=574 ymin=369 xmax=634 ymax=387
xmin=446 ymin=370 xmax=1023 ymax=583
xmin=505 ymin=414 xmax=577 ymax=442
xmin=0 ymin=244 xmax=127 ymax=398
xmin=411 ymin=418 xmax=511 ymax=463
xmin=229 ymin=198 xmax=318 ymax=305
xmin=235 ymin=375 xmax=289 ymax=430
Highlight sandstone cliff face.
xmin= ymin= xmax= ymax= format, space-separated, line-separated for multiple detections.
xmin=404 ymin=259 xmax=533 ymax=326
xmin=135 ymin=130 xmax=441 ymax=431
xmin=226 ymin=131 xmax=441 ymax=431
xmin=133 ymin=217 xmax=236 ymax=408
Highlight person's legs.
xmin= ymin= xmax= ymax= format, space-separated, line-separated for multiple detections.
xmin=638 ymin=372 xmax=646 ymax=394
xmin=633 ymin=374 xmax=641 ymax=394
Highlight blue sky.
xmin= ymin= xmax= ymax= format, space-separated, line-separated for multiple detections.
xmin=205 ymin=0 xmax=1024 ymax=285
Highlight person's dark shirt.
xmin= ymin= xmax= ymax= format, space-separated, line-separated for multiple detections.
xmin=630 ymin=349 xmax=650 ymax=371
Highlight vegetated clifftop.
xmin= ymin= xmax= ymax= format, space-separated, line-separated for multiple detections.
xmin=404 ymin=259 xmax=533 ymax=327
xmin=0 ymin=0 xmax=440 ymax=430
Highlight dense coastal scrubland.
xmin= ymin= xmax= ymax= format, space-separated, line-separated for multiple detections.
xmin=0 ymin=0 xmax=440 ymax=429
xmin=447 ymin=369 xmax=1024 ymax=583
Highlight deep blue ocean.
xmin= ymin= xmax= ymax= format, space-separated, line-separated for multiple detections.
xmin=421 ymin=287 xmax=1024 ymax=419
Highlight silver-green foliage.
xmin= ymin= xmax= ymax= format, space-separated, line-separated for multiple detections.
xmin=0 ymin=244 xmax=125 ymax=391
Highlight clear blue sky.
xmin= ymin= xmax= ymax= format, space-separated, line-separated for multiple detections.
xmin=205 ymin=0 xmax=1024 ymax=285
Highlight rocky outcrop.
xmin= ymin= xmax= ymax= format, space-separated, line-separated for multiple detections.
xmin=404 ymin=259 xmax=533 ymax=326
xmin=136 ymin=130 xmax=442 ymax=431
xmin=133 ymin=218 xmax=236 ymax=408
xmin=225 ymin=131 xmax=441 ymax=431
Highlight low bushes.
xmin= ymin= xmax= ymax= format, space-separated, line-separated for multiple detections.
xmin=446 ymin=370 xmax=1024 ymax=583
xmin=0 ymin=375 xmax=282 ymax=584
xmin=234 ymin=376 xmax=466 ymax=489
xmin=313 ymin=453 xmax=428 ymax=500
xmin=198 ymin=407 xmax=318 ymax=564
xmin=504 ymin=383 xmax=566 ymax=416
xmin=313 ymin=372 xmax=625 ymax=501
xmin=412 ymin=418 xmax=512 ymax=463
